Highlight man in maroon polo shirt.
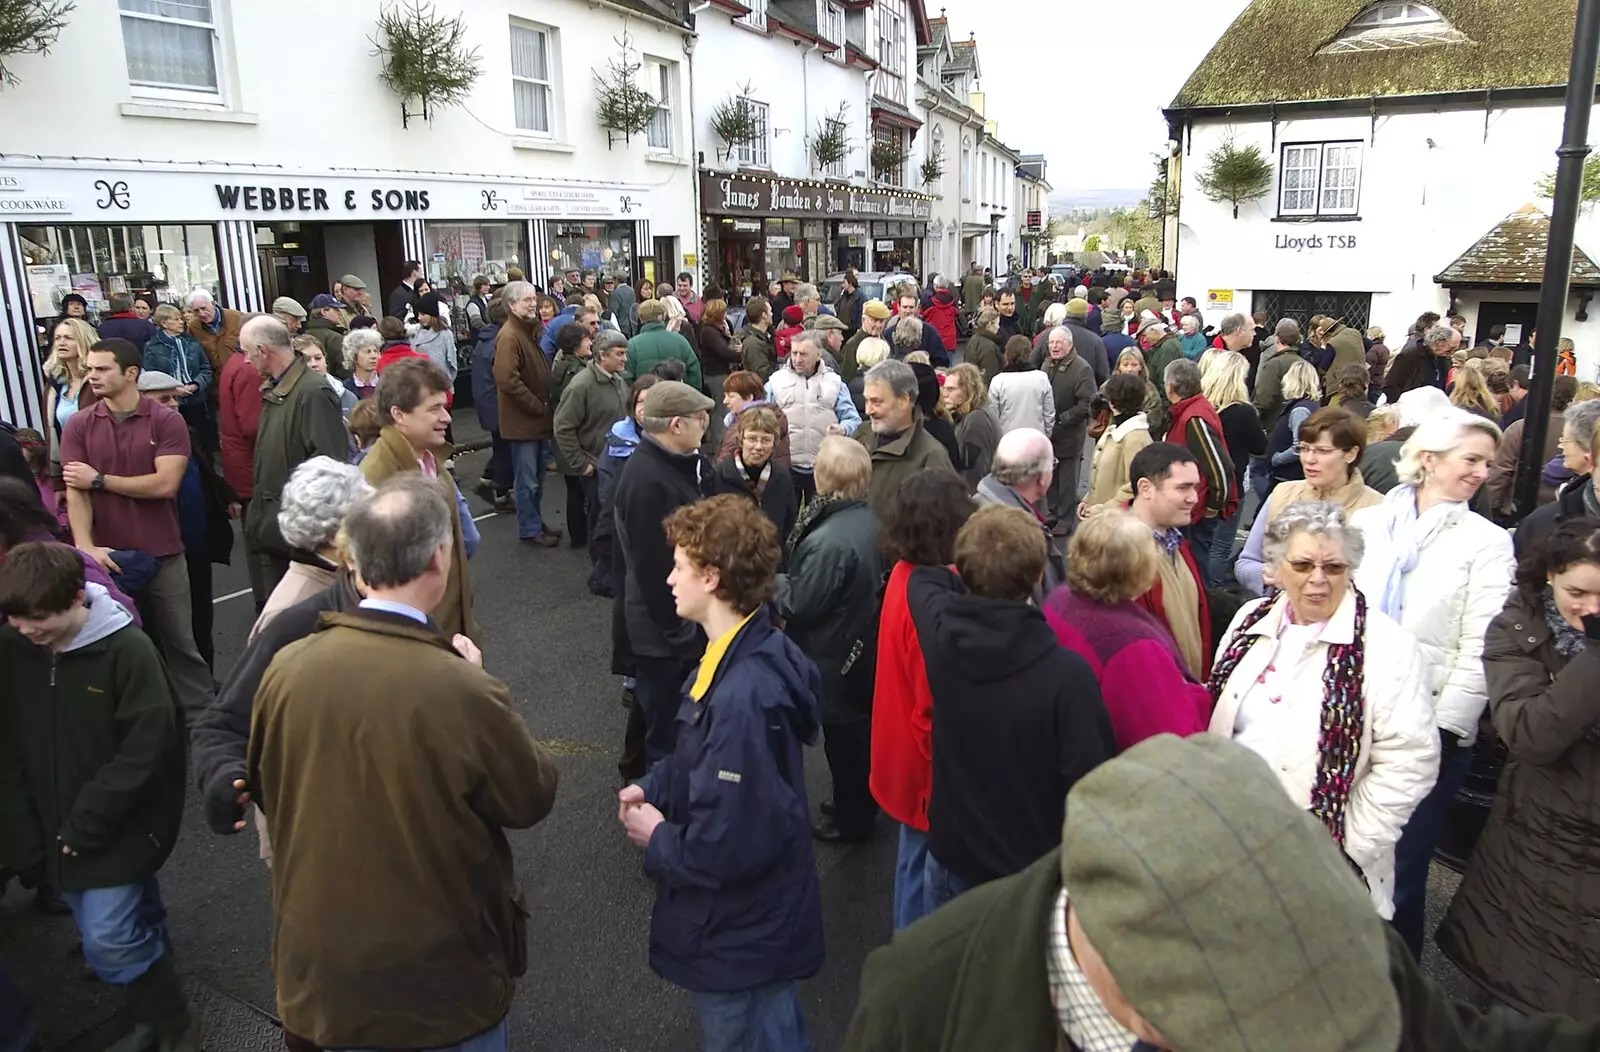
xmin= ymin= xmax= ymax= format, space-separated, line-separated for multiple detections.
xmin=60 ymin=337 xmax=214 ymax=718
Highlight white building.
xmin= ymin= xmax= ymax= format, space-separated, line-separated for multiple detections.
xmin=1015 ymin=154 xmax=1051 ymax=268
xmin=0 ymin=0 xmax=697 ymax=431
xmin=1166 ymin=0 xmax=1600 ymax=381
xmin=691 ymin=0 xmax=935 ymax=298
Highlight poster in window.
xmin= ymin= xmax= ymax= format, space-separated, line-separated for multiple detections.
xmin=26 ymin=264 xmax=70 ymax=318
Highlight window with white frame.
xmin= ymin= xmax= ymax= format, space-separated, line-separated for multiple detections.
xmin=1279 ymin=141 xmax=1362 ymax=217
xmin=820 ymin=1 xmax=845 ymax=58
xmin=118 ymin=0 xmax=221 ymax=99
xmin=510 ymin=21 xmax=556 ymax=136
xmin=874 ymin=126 xmax=905 ymax=187
xmin=877 ymin=0 xmax=905 ymax=74
xmin=645 ymin=60 xmax=674 ymax=151
xmin=734 ymin=99 xmax=770 ymax=168
xmin=740 ymin=0 xmax=768 ymax=30
xmin=823 ymin=117 xmax=847 ymax=177
xmin=961 ymin=137 xmax=971 ymax=200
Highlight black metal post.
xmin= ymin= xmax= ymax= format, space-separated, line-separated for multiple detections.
xmin=1515 ymin=0 xmax=1600 ymax=519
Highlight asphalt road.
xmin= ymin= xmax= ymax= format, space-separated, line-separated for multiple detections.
xmin=1 ymin=425 xmax=1488 ymax=1051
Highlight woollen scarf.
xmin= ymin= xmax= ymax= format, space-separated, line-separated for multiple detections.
xmin=1208 ymin=591 xmax=1369 ymax=844
xmin=1365 ymin=484 xmax=1458 ymax=620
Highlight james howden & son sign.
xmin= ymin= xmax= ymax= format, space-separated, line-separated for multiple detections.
xmin=702 ymin=173 xmax=932 ymax=221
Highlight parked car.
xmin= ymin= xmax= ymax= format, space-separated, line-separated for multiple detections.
xmin=819 ymin=270 xmax=917 ymax=306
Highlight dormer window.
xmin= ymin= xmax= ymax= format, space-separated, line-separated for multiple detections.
xmin=1317 ymin=2 xmax=1466 ymax=54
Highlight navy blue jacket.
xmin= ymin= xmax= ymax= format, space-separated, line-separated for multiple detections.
xmin=540 ymin=304 xmax=580 ymax=360
xmin=96 ymin=313 xmax=157 ymax=349
xmin=636 ymin=608 xmax=825 ymax=993
xmin=471 ymin=322 xmax=501 ymax=433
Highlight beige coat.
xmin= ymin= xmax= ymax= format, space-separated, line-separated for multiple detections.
xmin=1083 ymin=412 xmax=1151 ymax=512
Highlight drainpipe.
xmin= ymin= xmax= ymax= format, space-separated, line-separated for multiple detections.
xmin=1514 ymin=0 xmax=1600 ymax=519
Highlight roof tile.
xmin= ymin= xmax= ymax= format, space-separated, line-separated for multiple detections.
xmin=1434 ymin=204 xmax=1600 ymax=287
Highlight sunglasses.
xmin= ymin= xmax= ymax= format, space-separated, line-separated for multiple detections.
xmin=1284 ymin=560 xmax=1349 ymax=577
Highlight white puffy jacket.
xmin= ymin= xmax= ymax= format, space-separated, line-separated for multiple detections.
xmin=1209 ymin=590 xmax=1441 ymax=917
xmin=1350 ymin=502 xmax=1515 ymax=744
xmin=987 ymin=369 xmax=1055 ymax=436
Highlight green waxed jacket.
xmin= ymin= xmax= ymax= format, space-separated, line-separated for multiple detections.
xmin=624 ymin=322 xmax=702 ymax=391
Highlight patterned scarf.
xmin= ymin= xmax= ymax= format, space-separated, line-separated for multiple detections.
xmin=1208 ymin=590 xmax=1369 ymax=844
xmin=787 ymin=491 xmax=842 ymax=552
xmin=1153 ymin=527 xmax=1184 ymax=557
xmin=1542 ymin=588 xmax=1590 ymax=659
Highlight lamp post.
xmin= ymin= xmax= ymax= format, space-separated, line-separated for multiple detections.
xmin=1514 ymin=0 xmax=1600 ymax=519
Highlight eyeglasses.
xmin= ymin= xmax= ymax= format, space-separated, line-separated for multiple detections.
xmin=1300 ymin=445 xmax=1344 ymax=458
xmin=1284 ymin=559 xmax=1349 ymax=577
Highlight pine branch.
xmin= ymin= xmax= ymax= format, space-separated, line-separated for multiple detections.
xmin=0 ymin=0 xmax=74 ymax=87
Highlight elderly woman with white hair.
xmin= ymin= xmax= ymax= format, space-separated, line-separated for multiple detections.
xmin=1209 ymin=500 xmax=1440 ymax=918
xmin=341 ymin=326 xmax=383 ymax=402
xmin=1350 ymin=409 xmax=1515 ymax=956
xmin=253 ymin=456 xmax=373 ymax=635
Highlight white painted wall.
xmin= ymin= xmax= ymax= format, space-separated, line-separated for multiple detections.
xmin=322 ymin=223 xmax=381 ymax=297
xmin=1175 ymin=105 xmax=1600 ymax=379
xmin=0 ymin=0 xmax=696 ymax=238
xmin=692 ymin=15 xmax=869 ymax=179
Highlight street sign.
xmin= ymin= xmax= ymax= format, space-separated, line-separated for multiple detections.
xmin=1207 ymin=289 xmax=1234 ymax=310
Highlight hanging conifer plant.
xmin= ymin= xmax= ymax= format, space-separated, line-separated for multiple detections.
xmin=0 ymin=0 xmax=74 ymax=87
xmin=370 ymin=0 xmax=483 ymax=128
xmin=1196 ymin=137 xmax=1273 ymax=218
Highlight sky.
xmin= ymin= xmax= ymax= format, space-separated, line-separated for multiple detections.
xmin=928 ymin=0 xmax=1252 ymax=195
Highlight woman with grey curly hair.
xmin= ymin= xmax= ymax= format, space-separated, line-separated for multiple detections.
xmin=342 ymin=326 xmax=383 ymax=402
xmin=253 ymin=456 xmax=373 ymax=636
xmin=1208 ymin=499 xmax=1439 ymax=920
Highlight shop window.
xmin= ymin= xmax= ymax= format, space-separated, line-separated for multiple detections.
xmin=734 ymin=99 xmax=770 ymax=169
xmin=740 ymin=0 xmax=768 ymax=30
xmin=645 ymin=59 xmax=674 ymax=152
xmin=764 ymin=219 xmax=803 ymax=284
xmin=424 ymin=222 xmax=528 ymax=289
xmin=548 ymin=222 xmax=637 ymax=283
xmin=1279 ymin=141 xmax=1362 ymax=218
xmin=1251 ymin=290 xmax=1372 ymax=334
xmin=510 ymin=20 xmax=557 ymax=137
xmin=17 ymin=223 xmax=221 ymax=325
xmin=119 ymin=0 xmax=222 ymax=101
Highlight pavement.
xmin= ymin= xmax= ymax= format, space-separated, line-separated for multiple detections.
xmin=0 ymin=418 xmax=1488 ymax=1051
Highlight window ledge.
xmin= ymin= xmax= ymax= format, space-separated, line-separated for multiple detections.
xmin=645 ymin=152 xmax=691 ymax=167
xmin=119 ymin=102 xmax=258 ymax=124
xmin=1270 ymin=214 xmax=1363 ymax=223
xmin=512 ymin=137 xmax=576 ymax=154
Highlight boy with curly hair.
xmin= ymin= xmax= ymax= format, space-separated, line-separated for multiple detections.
xmin=617 ymin=494 xmax=823 ymax=1051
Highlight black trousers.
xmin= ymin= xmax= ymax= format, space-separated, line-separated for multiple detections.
xmin=483 ymin=430 xmax=514 ymax=492
xmin=822 ymin=719 xmax=875 ymax=839
xmin=184 ymin=548 xmax=214 ymax=671
xmin=619 ymin=656 xmax=692 ymax=783
xmin=564 ymin=474 xmax=589 ymax=547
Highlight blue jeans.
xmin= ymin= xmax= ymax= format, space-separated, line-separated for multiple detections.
xmin=511 ymin=439 xmax=549 ymax=538
xmin=892 ymin=824 xmax=930 ymax=932
xmin=344 ymin=1017 xmax=507 ymax=1052
xmin=1207 ymin=505 xmax=1244 ymax=589
xmin=1186 ymin=515 xmax=1224 ymax=589
xmin=1392 ymin=730 xmax=1474 ymax=958
xmin=924 ymin=851 xmax=972 ymax=913
xmin=62 ymin=877 xmax=168 ymax=986
xmin=692 ymin=981 xmax=811 ymax=1052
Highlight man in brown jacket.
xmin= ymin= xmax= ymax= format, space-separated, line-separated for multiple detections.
xmin=249 ymin=475 xmax=558 ymax=1051
xmin=493 ymin=280 xmax=560 ymax=546
xmin=361 ymin=359 xmax=481 ymax=643
xmin=184 ymin=288 xmax=247 ymax=377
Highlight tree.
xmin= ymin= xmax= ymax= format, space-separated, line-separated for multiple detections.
xmin=1196 ymin=137 xmax=1274 ymax=218
xmin=1083 ymin=234 xmax=1102 ymax=252
xmin=593 ymin=31 xmax=658 ymax=148
xmin=0 ymin=0 xmax=73 ymax=87
xmin=1535 ymin=156 xmax=1600 ymax=206
xmin=369 ymin=0 xmax=483 ymax=127
xmin=1148 ymin=153 xmax=1175 ymax=219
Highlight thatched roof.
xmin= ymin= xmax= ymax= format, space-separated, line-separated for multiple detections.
xmin=1433 ymin=204 xmax=1600 ymax=287
xmin=1171 ymin=0 xmax=1592 ymax=109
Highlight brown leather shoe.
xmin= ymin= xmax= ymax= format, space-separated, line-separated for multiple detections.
xmin=521 ymin=533 xmax=560 ymax=548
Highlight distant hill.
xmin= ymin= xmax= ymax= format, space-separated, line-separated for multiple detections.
xmin=1050 ymin=189 xmax=1144 ymax=213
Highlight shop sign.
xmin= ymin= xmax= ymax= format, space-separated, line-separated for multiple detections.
xmin=731 ymin=218 xmax=762 ymax=233
xmin=1273 ymin=233 xmax=1359 ymax=252
xmin=0 ymin=171 xmax=70 ymax=215
xmin=0 ymin=165 xmax=657 ymax=223
xmin=875 ymin=239 xmax=895 ymax=251
xmin=702 ymin=172 xmax=933 ymax=221
xmin=766 ymin=235 xmax=792 ymax=249
xmin=837 ymin=222 xmax=868 ymax=236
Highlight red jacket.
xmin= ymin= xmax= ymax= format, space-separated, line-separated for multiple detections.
xmin=377 ymin=341 xmax=453 ymax=405
xmin=869 ymin=561 xmax=934 ymax=831
xmin=774 ymin=322 xmax=803 ymax=360
xmin=1166 ymin=393 xmax=1238 ymax=523
xmin=218 ymin=351 xmax=262 ymax=498
xmin=922 ymin=291 xmax=959 ymax=351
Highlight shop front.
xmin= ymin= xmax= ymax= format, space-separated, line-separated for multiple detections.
xmin=0 ymin=162 xmax=662 ymax=431
xmin=698 ymin=172 xmax=933 ymax=304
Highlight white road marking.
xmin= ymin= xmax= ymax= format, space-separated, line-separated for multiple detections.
xmin=212 ymin=588 xmax=253 ymax=605
xmin=472 ymin=511 xmax=498 ymax=522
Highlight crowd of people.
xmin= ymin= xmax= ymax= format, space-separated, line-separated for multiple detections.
xmin=2 ymin=257 xmax=1600 ymax=1052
